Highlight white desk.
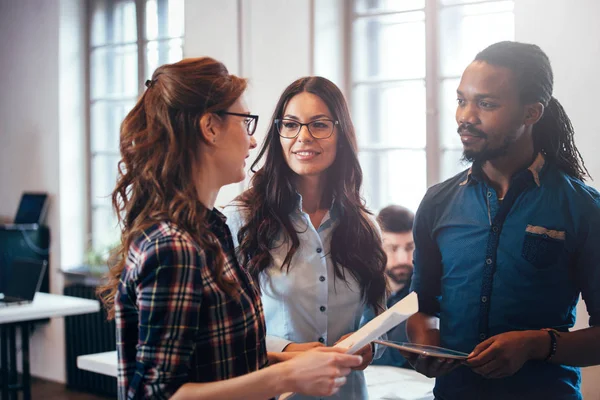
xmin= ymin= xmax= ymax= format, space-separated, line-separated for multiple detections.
xmin=365 ymin=365 xmax=435 ymax=400
xmin=78 ymin=351 xmax=117 ymax=377
xmin=0 ymin=292 xmax=99 ymax=323
xmin=78 ymin=352 xmax=435 ymax=399
xmin=0 ymin=292 xmax=100 ymax=400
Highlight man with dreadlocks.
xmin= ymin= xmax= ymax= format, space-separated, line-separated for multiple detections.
xmin=404 ymin=41 xmax=600 ymax=399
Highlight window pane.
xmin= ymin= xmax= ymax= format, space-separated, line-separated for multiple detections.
xmin=439 ymin=78 xmax=463 ymax=149
xmin=91 ymin=45 xmax=139 ymax=99
xmin=439 ymin=1 xmax=514 ymax=78
xmin=354 ymin=0 xmax=424 ymax=14
xmin=353 ymin=81 xmax=426 ymax=148
xmin=91 ymin=0 xmax=137 ymax=46
xmin=441 ymin=148 xmax=470 ymax=182
xmin=92 ymin=206 xmax=119 ymax=251
xmin=146 ymin=0 xmax=185 ymax=40
xmin=359 ymin=150 xmax=426 ymax=212
xmin=353 ymin=12 xmax=425 ymax=81
xmin=146 ymin=38 xmax=184 ymax=75
xmin=91 ymin=154 xmax=120 ymax=207
xmin=91 ymin=100 xmax=136 ymax=153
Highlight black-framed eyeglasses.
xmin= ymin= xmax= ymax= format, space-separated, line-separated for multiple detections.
xmin=217 ymin=111 xmax=259 ymax=136
xmin=274 ymin=118 xmax=339 ymax=139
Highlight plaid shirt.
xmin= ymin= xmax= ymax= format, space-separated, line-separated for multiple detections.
xmin=115 ymin=210 xmax=268 ymax=399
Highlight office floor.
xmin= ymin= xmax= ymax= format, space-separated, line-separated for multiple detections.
xmin=31 ymin=377 xmax=111 ymax=400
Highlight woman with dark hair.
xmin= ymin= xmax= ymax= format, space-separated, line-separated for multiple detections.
xmin=98 ymin=59 xmax=362 ymax=400
xmin=225 ymin=76 xmax=388 ymax=399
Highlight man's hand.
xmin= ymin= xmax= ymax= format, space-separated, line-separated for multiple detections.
xmin=466 ymin=330 xmax=549 ymax=379
xmin=283 ymin=342 xmax=325 ymax=352
xmin=400 ymin=351 xmax=462 ymax=378
xmin=334 ymin=333 xmax=373 ymax=370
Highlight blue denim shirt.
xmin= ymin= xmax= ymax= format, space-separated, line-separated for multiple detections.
xmin=411 ymin=154 xmax=600 ymax=400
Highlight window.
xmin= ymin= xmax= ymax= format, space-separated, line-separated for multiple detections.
xmin=350 ymin=0 xmax=514 ymax=212
xmin=88 ymin=0 xmax=184 ymax=251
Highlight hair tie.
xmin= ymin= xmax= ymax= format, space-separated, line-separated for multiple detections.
xmin=145 ymin=79 xmax=156 ymax=88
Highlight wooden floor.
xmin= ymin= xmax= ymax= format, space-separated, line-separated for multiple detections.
xmin=29 ymin=377 xmax=112 ymax=400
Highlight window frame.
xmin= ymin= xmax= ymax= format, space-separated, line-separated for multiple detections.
xmin=86 ymin=0 xmax=184 ymax=250
xmin=347 ymin=0 xmax=514 ymax=210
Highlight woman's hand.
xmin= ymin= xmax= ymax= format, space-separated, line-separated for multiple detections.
xmin=283 ymin=342 xmax=325 ymax=352
xmin=334 ymin=333 xmax=373 ymax=370
xmin=280 ymin=347 xmax=363 ymax=397
xmin=268 ymin=351 xmax=302 ymax=364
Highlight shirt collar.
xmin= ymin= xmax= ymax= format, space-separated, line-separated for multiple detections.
xmin=459 ymin=152 xmax=546 ymax=187
xmin=293 ymin=192 xmax=341 ymax=224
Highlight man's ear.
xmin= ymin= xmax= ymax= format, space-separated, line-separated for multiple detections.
xmin=199 ymin=113 xmax=221 ymax=144
xmin=524 ymin=102 xmax=544 ymax=126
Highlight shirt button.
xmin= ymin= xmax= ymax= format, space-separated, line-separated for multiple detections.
xmin=485 ymin=258 xmax=493 ymax=265
xmin=479 ymin=333 xmax=487 ymax=340
xmin=487 ymin=191 xmax=492 ymax=198
xmin=319 ymin=276 xmax=326 ymax=282
xmin=320 ymin=306 xmax=326 ymax=312
xmin=318 ymin=337 xmax=325 ymax=343
xmin=481 ymin=296 xmax=488 ymax=303
xmin=492 ymin=226 xmax=499 ymax=233
xmin=316 ymin=247 xmax=323 ymax=253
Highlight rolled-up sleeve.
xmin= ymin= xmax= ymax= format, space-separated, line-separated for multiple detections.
xmin=410 ymin=192 xmax=442 ymax=317
xmin=127 ymin=237 xmax=204 ymax=399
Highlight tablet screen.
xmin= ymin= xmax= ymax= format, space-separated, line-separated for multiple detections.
xmin=373 ymin=340 xmax=470 ymax=360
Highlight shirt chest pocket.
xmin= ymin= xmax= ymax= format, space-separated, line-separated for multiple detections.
xmin=521 ymin=225 xmax=566 ymax=269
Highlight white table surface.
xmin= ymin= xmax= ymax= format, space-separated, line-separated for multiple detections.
xmin=78 ymin=352 xmax=435 ymax=400
xmin=365 ymin=365 xmax=435 ymax=400
xmin=78 ymin=351 xmax=118 ymax=377
xmin=0 ymin=292 xmax=100 ymax=324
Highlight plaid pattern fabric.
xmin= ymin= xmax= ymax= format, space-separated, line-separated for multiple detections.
xmin=115 ymin=209 xmax=268 ymax=399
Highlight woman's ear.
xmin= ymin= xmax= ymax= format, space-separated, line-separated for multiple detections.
xmin=199 ymin=113 xmax=221 ymax=144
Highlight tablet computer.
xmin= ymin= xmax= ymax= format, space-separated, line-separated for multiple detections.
xmin=373 ymin=340 xmax=470 ymax=360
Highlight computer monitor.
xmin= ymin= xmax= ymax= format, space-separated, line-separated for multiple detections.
xmin=14 ymin=192 xmax=48 ymax=225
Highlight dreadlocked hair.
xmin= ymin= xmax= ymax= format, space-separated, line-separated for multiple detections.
xmin=475 ymin=41 xmax=589 ymax=181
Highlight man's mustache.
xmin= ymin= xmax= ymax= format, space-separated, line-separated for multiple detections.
xmin=387 ymin=265 xmax=413 ymax=274
xmin=458 ymin=124 xmax=487 ymax=138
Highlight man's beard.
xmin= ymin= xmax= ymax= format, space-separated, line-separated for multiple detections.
xmin=386 ymin=265 xmax=413 ymax=286
xmin=459 ymin=124 xmax=514 ymax=163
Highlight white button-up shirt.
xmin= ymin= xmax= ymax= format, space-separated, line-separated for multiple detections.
xmin=224 ymin=195 xmax=384 ymax=400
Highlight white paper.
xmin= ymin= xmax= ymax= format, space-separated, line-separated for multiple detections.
xmin=334 ymin=291 xmax=418 ymax=354
xmin=278 ymin=292 xmax=419 ymax=400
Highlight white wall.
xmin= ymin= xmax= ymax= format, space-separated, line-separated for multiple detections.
xmin=515 ymin=1 xmax=600 ymax=398
xmin=0 ymin=0 xmax=86 ymax=383
xmin=0 ymin=0 xmax=64 ymax=382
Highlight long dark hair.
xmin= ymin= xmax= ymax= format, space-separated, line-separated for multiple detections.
xmin=235 ymin=76 xmax=387 ymax=313
xmin=98 ymin=57 xmax=247 ymax=319
xmin=475 ymin=41 xmax=589 ymax=180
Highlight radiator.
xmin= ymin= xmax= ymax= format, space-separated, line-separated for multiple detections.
xmin=64 ymin=284 xmax=117 ymax=397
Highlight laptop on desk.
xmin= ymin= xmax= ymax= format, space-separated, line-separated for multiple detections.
xmin=0 ymin=259 xmax=47 ymax=307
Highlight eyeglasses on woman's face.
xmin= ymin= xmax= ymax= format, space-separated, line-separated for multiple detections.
xmin=218 ymin=111 xmax=259 ymax=136
xmin=274 ymin=118 xmax=338 ymax=139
